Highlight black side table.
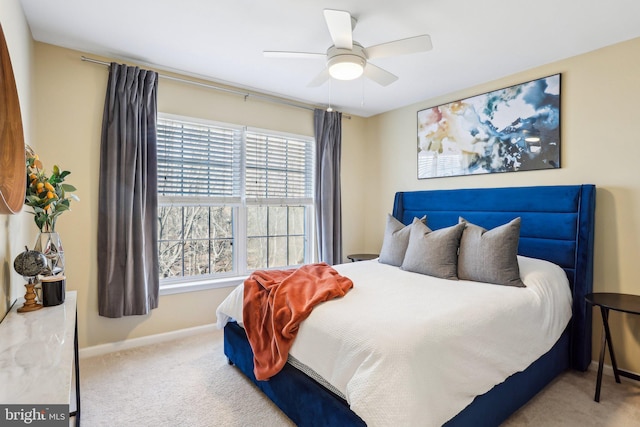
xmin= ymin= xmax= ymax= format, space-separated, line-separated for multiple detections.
xmin=585 ymin=292 xmax=640 ymax=402
xmin=347 ymin=253 xmax=379 ymax=262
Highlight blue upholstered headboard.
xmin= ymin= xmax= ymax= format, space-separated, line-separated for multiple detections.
xmin=392 ymin=185 xmax=596 ymax=370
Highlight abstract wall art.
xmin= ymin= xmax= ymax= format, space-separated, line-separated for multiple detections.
xmin=417 ymin=74 xmax=560 ymax=179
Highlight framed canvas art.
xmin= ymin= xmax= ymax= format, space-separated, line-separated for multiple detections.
xmin=417 ymin=74 xmax=560 ymax=179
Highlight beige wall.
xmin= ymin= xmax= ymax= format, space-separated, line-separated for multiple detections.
xmin=364 ymin=38 xmax=640 ymax=373
xmin=16 ymin=4 xmax=640 ymax=373
xmin=0 ymin=0 xmax=37 ymax=319
xmin=32 ymin=42 xmax=368 ymax=348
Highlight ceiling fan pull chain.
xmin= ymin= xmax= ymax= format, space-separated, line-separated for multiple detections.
xmin=327 ymin=78 xmax=334 ymax=112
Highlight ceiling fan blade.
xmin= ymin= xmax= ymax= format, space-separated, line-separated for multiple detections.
xmin=308 ymin=68 xmax=330 ymax=87
xmin=323 ymin=9 xmax=353 ymax=49
xmin=264 ymin=51 xmax=325 ymax=59
xmin=365 ymin=35 xmax=433 ymax=60
xmin=364 ymin=63 xmax=398 ymax=86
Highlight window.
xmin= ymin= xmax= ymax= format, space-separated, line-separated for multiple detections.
xmin=157 ymin=114 xmax=314 ymax=291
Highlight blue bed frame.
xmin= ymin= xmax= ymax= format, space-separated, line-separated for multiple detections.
xmin=224 ymin=184 xmax=596 ymax=426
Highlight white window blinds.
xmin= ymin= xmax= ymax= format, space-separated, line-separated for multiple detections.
xmin=157 ymin=117 xmax=242 ymax=200
xmin=245 ymin=130 xmax=314 ymax=202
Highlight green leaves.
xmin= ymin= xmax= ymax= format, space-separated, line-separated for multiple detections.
xmin=24 ymin=156 xmax=78 ymax=232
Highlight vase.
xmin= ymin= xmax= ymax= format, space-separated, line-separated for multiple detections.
xmin=34 ymin=231 xmax=65 ymax=275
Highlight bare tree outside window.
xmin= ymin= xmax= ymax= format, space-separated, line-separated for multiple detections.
xmin=246 ymin=205 xmax=306 ymax=270
xmin=158 ymin=206 xmax=233 ymax=278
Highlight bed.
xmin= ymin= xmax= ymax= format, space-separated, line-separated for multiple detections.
xmin=218 ymin=184 xmax=596 ymax=426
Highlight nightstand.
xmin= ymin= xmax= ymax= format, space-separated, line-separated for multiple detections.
xmin=585 ymin=292 xmax=640 ymax=402
xmin=346 ymin=253 xmax=379 ymax=262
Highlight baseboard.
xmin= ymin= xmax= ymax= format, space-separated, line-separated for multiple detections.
xmin=589 ymin=360 xmax=640 ymax=378
xmin=79 ymin=323 xmax=217 ymax=359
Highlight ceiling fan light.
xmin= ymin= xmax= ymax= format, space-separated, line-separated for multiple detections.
xmin=328 ymin=54 xmax=365 ymax=80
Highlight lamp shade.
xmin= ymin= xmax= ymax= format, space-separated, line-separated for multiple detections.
xmin=328 ymin=54 xmax=364 ymax=80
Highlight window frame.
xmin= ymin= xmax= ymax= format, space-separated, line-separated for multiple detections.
xmin=157 ymin=113 xmax=315 ymax=295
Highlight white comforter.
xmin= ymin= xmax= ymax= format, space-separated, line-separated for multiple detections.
xmin=216 ymin=256 xmax=572 ymax=426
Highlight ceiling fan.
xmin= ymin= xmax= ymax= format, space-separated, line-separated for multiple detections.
xmin=264 ymin=9 xmax=433 ymax=87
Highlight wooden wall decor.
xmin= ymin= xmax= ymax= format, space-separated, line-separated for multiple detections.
xmin=0 ymin=23 xmax=26 ymax=214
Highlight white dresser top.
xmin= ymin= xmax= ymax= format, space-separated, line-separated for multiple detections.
xmin=0 ymin=291 xmax=77 ymax=405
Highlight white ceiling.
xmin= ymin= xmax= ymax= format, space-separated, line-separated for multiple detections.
xmin=19 ymin=0 xmax=640 ymax=117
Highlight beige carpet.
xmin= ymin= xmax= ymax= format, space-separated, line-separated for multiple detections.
xmin=80 ymin=329 xmax=640 ymax=426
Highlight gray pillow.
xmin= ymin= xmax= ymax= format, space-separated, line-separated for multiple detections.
xmin=378 ymin=215 xmax=426 ymax=266
xmin=401 ymin=221 xmax=465 ymax=279
xmin=458 ymin=217 xmax=525 ymax=287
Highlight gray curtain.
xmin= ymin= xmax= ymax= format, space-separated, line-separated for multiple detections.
xmin=314 ymin=109 xmax=343 ymax=264
xmin=98 ymin=63 xmax=159 ymax=318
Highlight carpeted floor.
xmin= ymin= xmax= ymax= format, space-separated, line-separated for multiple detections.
xmin=79 ymin=329 xmax=640 ymax=426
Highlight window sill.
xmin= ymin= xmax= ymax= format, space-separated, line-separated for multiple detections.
xmin=159 ymin=276 xmax=247 ymax=296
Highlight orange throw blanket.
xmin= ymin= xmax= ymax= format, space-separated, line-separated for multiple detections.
xmin=242 ymin=262 xmax=354 ymax=381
